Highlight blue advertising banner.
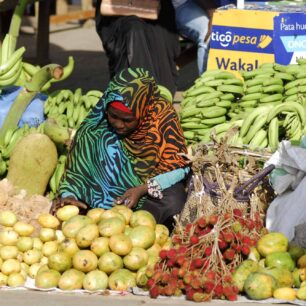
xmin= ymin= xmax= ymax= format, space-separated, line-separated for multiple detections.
xmin=210 ymin=25 xmax=274 ymax=54
xmin=274 ymin=13 xmax=306 ymax=65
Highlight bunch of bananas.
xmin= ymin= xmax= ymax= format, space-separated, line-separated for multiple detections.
xmin=180 ymin=70 xmax=243 ymax=142
xmin=16 ymin=56 xmax=75 ymax=91
xmin=44 ymin=88 xmax=103 ymax=129
xmin=48 ymin=154 xmax=67 ymax=199
xmin=180 ymin=60 xmax=306 ymax=151
xmin=0 ymin=123 xmax=45 ymax=177
xmin=0 ymin=34 xmax=25 ymax=89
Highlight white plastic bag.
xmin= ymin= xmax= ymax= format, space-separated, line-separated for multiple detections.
xmin=265 ymin=140 xmax=306 ymax=240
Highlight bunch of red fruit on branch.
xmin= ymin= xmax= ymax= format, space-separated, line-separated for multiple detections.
xmin=146 ymin=208 xmax=267 ymax=302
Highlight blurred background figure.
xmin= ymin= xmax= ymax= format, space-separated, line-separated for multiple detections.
xmin=95 ymin=0 xmax=180 ymax=96
xmin=172 ymin=0 xmax=219 ymax=75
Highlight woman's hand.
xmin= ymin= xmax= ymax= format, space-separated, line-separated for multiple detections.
xmin=50 ymin=197 xmax=88 ymax=215
xmin=115 ymin=184 xmax=148 ymax=209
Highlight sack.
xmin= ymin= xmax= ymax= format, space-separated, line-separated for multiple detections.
xmin=100 ymin=0 xmax=160 ymax=20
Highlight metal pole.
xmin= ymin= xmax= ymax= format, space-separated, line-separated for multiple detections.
xmin=36 ymin=0 xmax=50 ymax=65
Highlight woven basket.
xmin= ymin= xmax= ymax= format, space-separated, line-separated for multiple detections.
xmin=178 ymin=141 xmax=275 ymax=226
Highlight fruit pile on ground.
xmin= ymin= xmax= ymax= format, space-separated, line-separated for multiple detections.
xmin=233 ymin=231 xmax=306 ymax=301
xmin=0 ymin=205 xmax=170 ymax=291
xmin=143 ymin=204 xmax=266 ymax=302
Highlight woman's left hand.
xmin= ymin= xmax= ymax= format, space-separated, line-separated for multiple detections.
xmin=115 ymin=184 xmax=148 ymax=209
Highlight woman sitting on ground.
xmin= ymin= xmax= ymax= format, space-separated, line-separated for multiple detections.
xmin=52 ymin=67 xmax=191 ymax=230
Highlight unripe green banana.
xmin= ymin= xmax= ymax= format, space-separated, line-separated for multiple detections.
xmin=241 ymin=92 xmax=262 ymax=101
xmin=86 ymin=90 xmax=103 ymax=99
xmin=239 ymin=106 xmax=272 ymax=138
xmin=273 ymin=72 xmax=295 ymax=81
xmin=213 ymin=71 xmax=236 ymax=79
xmin=243 ymin=114 xmax=268 ymax=144
xmin=273 ymin=63 xmax=288 ymax=72
xmin=216 ymin=100 xmax=231 ymax=108
xmin=74 ymin=88 xmax=82 ymax=105
xmin=205 ymin=79 xmax=224 ymax=87
xmin=201 ymin=116 xmax=226 ymax=126
xmin=217 ymin=85 xmax=244 ymax=95
xmin=0 ymin=58 xmax=22 ymax=81
xmin=249 ymin=129 xmax=267 ymax=148
xmin=201 ymin=106 xmax=227 ymax=119
xmin=295 ymin=71 xmax=306 ymax=79
xmin=267 ymin=102 xmax=306 ymax=126
xmin=3 ymin=128 xmax=14 ymax=147
xmin=0 ymin=64 xmax=22 ymax=88
xmin=268 ymin=117 xmax=279 ymax=152
xmin=284 ymin=79 xmax=306 ymax=91
xmin=260 ymin=93 xmax=283 ymax=103
xmin=245 ymin=85 xmax=263 ymax=95
xmin=0 ymin=46 xmax=25 ymax=75
xmin=22 ymin=62 xmax=40 ymax=77
xmin=285 ymin=87 xmax=299 ymax=96
xmin=262 ymin=84 xmax=284 ymax=94
xmin=262 ymin=78 xmax=283 ymax=87
xmin=221 ymin=78 xmax=243 ymax=86
xmin=245 ymin=78 xmax=265 ymax=87
xmin=220 ymin=93 xmax=235 ymax=101
xmin=239 ymin=100 xmax=258 ymax=108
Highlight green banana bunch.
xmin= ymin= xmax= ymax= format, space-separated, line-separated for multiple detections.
xmin=1 ymin=124 xmax=30 ymax=159
xmin=45 ymin=88 xmax=103 ymax=130
xmin=0 ymin=42 xmax=25 ymax=88
xmin=49 ymin=154 xmax=67 ymax=194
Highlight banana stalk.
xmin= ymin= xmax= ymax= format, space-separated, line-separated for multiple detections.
xmin=0 ymin=64 xmax=63 ymax=146
xmin=8 ymin=0 xmax=30 ymax=37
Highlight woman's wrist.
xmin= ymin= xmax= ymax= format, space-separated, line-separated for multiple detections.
xmin=137 ymin=184 xmax=148 ymax=197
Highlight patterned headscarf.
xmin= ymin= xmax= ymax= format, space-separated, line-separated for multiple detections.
xmin=108 ymin=67 xmax=188 ymax=180
xmin=59 ymin=68 xmax=188 ymax=208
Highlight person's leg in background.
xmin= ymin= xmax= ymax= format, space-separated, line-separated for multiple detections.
xmin=175 ymin=0 xmax=210 ymax=75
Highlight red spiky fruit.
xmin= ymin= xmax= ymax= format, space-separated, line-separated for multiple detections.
xmin=190 ymin=235 xmax=199 ymax=245
xmin=204 ymin=246 xmax=212 ymax=256
xmin=241 ymin=244 xmax=250 ymax=256
xmin=218 ymin=239 xmax=228 ymax=250
xmin=166 ymin=248 xmax=177 ymax=259
xmin=214 ymin=284 xmax=223 ymax=298
xmin=209 ymin=215 xmax=218 ymax=225
xmin=233 ymin=208 xmax=243 ymax=217
xmin=192 ymin=258 xmax=203 ymax=269
xmin=197 ymin=216 xmax=207 ymax=228
xmin=178 ymin=245 xmax=188 ymax=254
xmin=146 ymin=278 xmax=155 ymax=288
xmin=159 ymin=249 xmax=167 ymax=260
xmin=149 ymin=286 xmax=159 ymax=298
xmin=223 ymin=248 xmax=236 ymax=261
xmin=203 ymin=281 xmax=215 ymax=294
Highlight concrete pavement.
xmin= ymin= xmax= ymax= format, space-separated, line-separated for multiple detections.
xmin=0 ymin=289 xmax=292 ymax=306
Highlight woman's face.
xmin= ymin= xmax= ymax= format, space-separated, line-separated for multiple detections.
xmin=107 ymin=105 xmax=139 ymax=136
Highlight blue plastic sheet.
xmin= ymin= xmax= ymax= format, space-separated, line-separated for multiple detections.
xmin=0 ymin=86 xmax=47 ymax=128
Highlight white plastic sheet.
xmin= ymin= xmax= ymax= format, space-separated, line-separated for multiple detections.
xmin=265 ymin=140 xmax=306 ymax=240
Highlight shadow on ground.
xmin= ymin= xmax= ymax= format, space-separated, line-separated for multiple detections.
xmin=17 ymin=23 xmax=198 ymax=95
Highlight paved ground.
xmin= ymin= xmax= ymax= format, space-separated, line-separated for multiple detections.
xmin=0 ymin=289 xmax=292 ymax=306
xmin=18 ymin=19 xmax=198 ymax=100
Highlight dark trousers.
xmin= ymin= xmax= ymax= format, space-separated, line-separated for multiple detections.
xmin=141 ymin=181 xmax=187 ymax=232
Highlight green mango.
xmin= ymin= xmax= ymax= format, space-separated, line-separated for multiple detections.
xmin=265 ymin=252 xmax=295 ymax=272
